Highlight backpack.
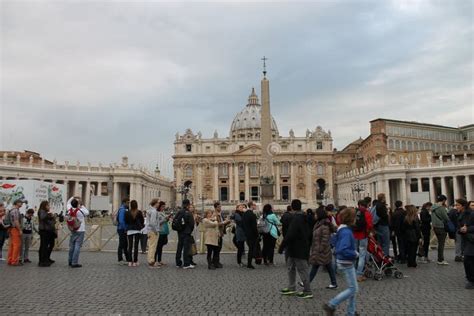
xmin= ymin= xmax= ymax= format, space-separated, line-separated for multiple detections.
xmin=370 ymin=205 xmax=379 ymax=226
xmin=257 ymin=216 xmax=271 ymax=234
xmin=2 ymin=210 xmax=12 ymax=228
xmin=171 ymin=211 xmax=185 ymax=232
xmin=66 ymin=208 xmax=82 ymax=232
xmin=353 ymin=208 xmax=367 ymax=232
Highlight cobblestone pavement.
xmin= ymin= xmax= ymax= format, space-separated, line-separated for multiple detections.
xmin=0 ymin=249 xmax=471 ymax=315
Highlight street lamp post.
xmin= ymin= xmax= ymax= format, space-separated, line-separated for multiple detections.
xmin=351 ymin=176 xmax=366 ymax=203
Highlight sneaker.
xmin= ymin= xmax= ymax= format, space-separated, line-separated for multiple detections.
xmin=296 ymin=292 xmax=313 ymax=299
xmin=322 ymin=303 xmax=336 ymax=316
xmin=247 ymin=265 xmax=255 ymax=269
xmin=0 ymin=258 xmax=5 ymax=261
xmin=437 ymin=261 xmax=449 ymax=265
xmin=148 ymin=263 xmax=160 ymax=269
xmin=280 ymin=288 xmax=297 ymax=295
xmin=454 ymin=256 xmax=463 ymax=262
xmin=298 ymin=281 xmax=304 ymax=288
xmin=238 ymin=263 xmax=245 ymax=268
xmin=419 ymin=258 xmax=428 ymax=264
xmin=465 ymin=282 xmax=474 ymax=289
xmin=326 ymin=284 xmax=338 ymax=289
xmin=24 ymin=259 xmax=32 ymax=263
xmin=183 ymin=265 xmax=195 ymax=270
xmin=215 ymin=263 xmax=223 ymax=268
xmin=71 ymin=264 xmax=82 ymax=268
xmin=357 ymin=276 xmax=367 ymax=282
xmin=48 ymin=259 xmax=55 ymax=264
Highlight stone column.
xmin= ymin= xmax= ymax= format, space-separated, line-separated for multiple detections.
xmin=290 ymin=163 xmax=296 ymax=201
xmin=228 ymin=163 xmax=234 ymax=201
xmin=96 ymin=182 xmax=101 ymax=196
xmin=429 ymin=177 xmax=436 ymax=203
xmin=245 ymin=163 xmax=250 ymax=201
xmin=213 ymin=164 xmax=219 ymax=201
xmin=453 ymin=176 xmax=460 ymax=200
xmin=136 ymin=183 xmax=143 ymax=209
xmin=305 ymin=165 xmax=312 ymax=204
xmin=130 ymin=182 xmax=136 ymax=201
xmin=234 ymin=163 xmax=239 ymax=201
xmin=85 ymin=181 xmax=91 ymax=208
xmin=466 ymin=175 xmax=473 ymax=201
xmin=441 ymin=176 xmax=447 ymax=197
xmin=405 ymin=178 xmax=411 ymax=204
xmin=113 ymin=182 xmax=120 ymax=212
xmin=417 ymin=178 xmax=422 ymax=192
xmin=275 ymin=162 xmax=281 ymax=200
xmin=197 ymin=164 xmax=203 ymax=200
xmin=383 ymin=179 xmax=391 ymax=207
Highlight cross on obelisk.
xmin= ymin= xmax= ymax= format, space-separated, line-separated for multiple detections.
xmin=261 ymin=56 xmax=268 ymax=77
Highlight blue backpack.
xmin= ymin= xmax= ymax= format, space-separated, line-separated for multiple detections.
xmin=370 ymin=205 xmax=379 ymax=226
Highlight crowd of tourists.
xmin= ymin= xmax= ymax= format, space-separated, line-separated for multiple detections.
xmin=1 ymin=192 xmax=473 ymax=315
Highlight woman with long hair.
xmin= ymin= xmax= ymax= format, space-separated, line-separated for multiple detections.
xmin=262 ymin=204 xmax=281 ymax=266
xmin=419 ymin=202 xmax=433 ymax=263
xmin=401 ymin=205 xmax=421 ymax=268
xmin=307 ymin=207 xmax=338 ymax=289
xmin=231 ymin=203 xmax=247 ymax=267
xmin=203 ymin=209 xmax=220 ymax=270
xmin=125 ymin=200 xmax=144 ymax=267
xmin=38 ymin=200 xmax=57 ymax=267
xmin=155 ymin=201 xmax=170 ymax=266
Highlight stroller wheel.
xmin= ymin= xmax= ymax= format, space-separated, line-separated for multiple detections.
xmin=384 ymin=269 xmax=393 ymax=277
xmin=364 ymin=270 xmax=374 ymax=279
xmin=374 ymin=273 xmax=383 ymax=281
xmin=394 ymin=271 xmax=403 ymax=279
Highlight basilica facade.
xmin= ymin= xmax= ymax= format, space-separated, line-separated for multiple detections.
xmin=173 ymin=85 xmax=335 ymax=210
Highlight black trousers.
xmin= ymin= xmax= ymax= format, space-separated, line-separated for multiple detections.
xmin=422 ymin=229 xmax=430 ymax=258
xmin=127 ymin=234 xmax=140 ymax=263
xmin=406 ymin=241 xmax=418 ymax=267
xmin=391 ymin=233 xmax=398 ymax=259
xmin=207 ymin=244 xmax=219 ymax=266
xmin=38 ymin=230 xmax=56 ymax=264
xmin=464 ymin=255 xmax=474 ymax=283
xmin=214 ymin=237 xmax=223 ymax=265
xmin=246 ymin=238 xmax=257 ymax=266
xmin=140 ymin=234 xmax=147 ymax=253
xmin=396 ymin=234 xmax=407 ymax=262
xmin=262 ymin=233 xmax=277 ymax=264
xmin=175 ymin=233 xmax=192 ymax=267
xmin=117 ymin=229 xmax=129 ymax=262
xmin=155 ymin=234 xmax=168 ymax=263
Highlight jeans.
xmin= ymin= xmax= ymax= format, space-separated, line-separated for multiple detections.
xmin=68 ymin=231 xmax=85 ymax=265
xmin=175 ymin=233 xmax=192 ymax=267
xmin=287 ymin=257 xmax=311 ymax=294
xmin=455 ymin=233 xmax=465 ymax=258
xmin=433 ymin=227 xmax=446 ymax=262
xmin=376 ymin=225 xmax=390 ymax=256
xmin=39 ymin=230 xmax=56 ymax=264
xmin=20 ymin=233 xmax=32 ymax=261
xmin=117 ymin=229 xmax=129 ymax=262
xmin=246 ymin=238 xmax=258 ymax=267
xmin=328 ymin=263 xmax=358 ymax=316
xmin=155 ymin=234 xmax=168 ymax=263
xmin=0 ymin=229 xmax=8 ymax=259
xmin=127 ymin=233 xmax=140 ymax=263
xmin=355 ymin=238 xmax=368 ymax=276
xmin=233 ymin=236 xmax=245 ymax=264
xmin=422 ymin=229 xmax=430 ymax=259
xmin=309 ymin=263 xmax=337 ymax=286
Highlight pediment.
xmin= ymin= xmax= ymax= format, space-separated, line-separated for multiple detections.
xmin=233 ymin=144 xmax=262 ymax=156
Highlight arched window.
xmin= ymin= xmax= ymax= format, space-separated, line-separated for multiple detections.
xmin=414 ymin=142 xmax=419 ymax=150
xmin=388 ymin=139 xmax=394 ymax=149
xmin=317 ymin=164 xmax=324 ymax=175
xmin=395 ymin=140 xmax=400 ymax=150
xmin=407 ymin=141 xmax=412 ymax=151
xmin=401 ymin=140 xmax=406 ymax=150
xmin=184 ymin=166 xmax=193 ymax=178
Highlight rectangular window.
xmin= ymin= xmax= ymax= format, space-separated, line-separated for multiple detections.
xmin=185 ymin=144 xmax=192 ymax=152
xmin=249 ymin=163 xmax=259 ymax=177
xmin=219 ymin=187 xmax=228 ymax=201
xmin=298 ymin=145 xmax=303 ymax=151
xmin=205 ymin=146 xmax=211 ymax=153
xmin=218 ymin=164 xmax=228 ymax=177
xmin=239 ymin=164 xmax=245 ymax=176
xmin=281 ymin=162 xmax=289 ymax=175
xmin=220 ymin=145 xmax=227 ymax=151
xmin=251 ymin=186 xmax=259 ymax=201
xmin=316 ymin=142 xmax=323 ymax=150
xmin=281 ymin=186 xmax=289 ymax=200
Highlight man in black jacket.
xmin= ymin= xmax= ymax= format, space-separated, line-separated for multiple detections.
xmin=243 ymin=201 xmax=258 ymax=269
xmin=279 ymin=199 xmax=312 ymax=299
xmin=459 ymin=203 xmax=474 ymax=289
xmin=392 ymin=200 xmax=406 ymax=263
xmin=175 ymin=199 xmax=195 ymax=269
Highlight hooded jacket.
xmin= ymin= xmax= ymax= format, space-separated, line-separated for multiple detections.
xmin=431 ymin=204 xmax=449 ymax=229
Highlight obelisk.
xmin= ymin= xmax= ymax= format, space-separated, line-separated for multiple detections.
xmin=260 ymin=56 xmax=275 ymax=204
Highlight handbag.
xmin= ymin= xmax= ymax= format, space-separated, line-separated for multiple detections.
xmin=189 ymin=235 xmax=197 ymax=256
xmin=433 ymin=210 xmax=455 ymax=234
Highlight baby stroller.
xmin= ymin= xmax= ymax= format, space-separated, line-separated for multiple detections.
xmin=364 ymin=236 xmax=403 ymax=281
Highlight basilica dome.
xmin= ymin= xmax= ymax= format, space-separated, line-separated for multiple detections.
xmin=230 ymin=88 xmax=279 ymax=139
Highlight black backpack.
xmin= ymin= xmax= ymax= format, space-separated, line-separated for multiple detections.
xmin=353 ymin=208 xmax=367 ymax=232
xmin=171 ymin=211 xmax=185 ymax=232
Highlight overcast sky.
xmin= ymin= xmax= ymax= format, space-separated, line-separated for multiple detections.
xmin=1 ymin=0 xmax=472 ymax=178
